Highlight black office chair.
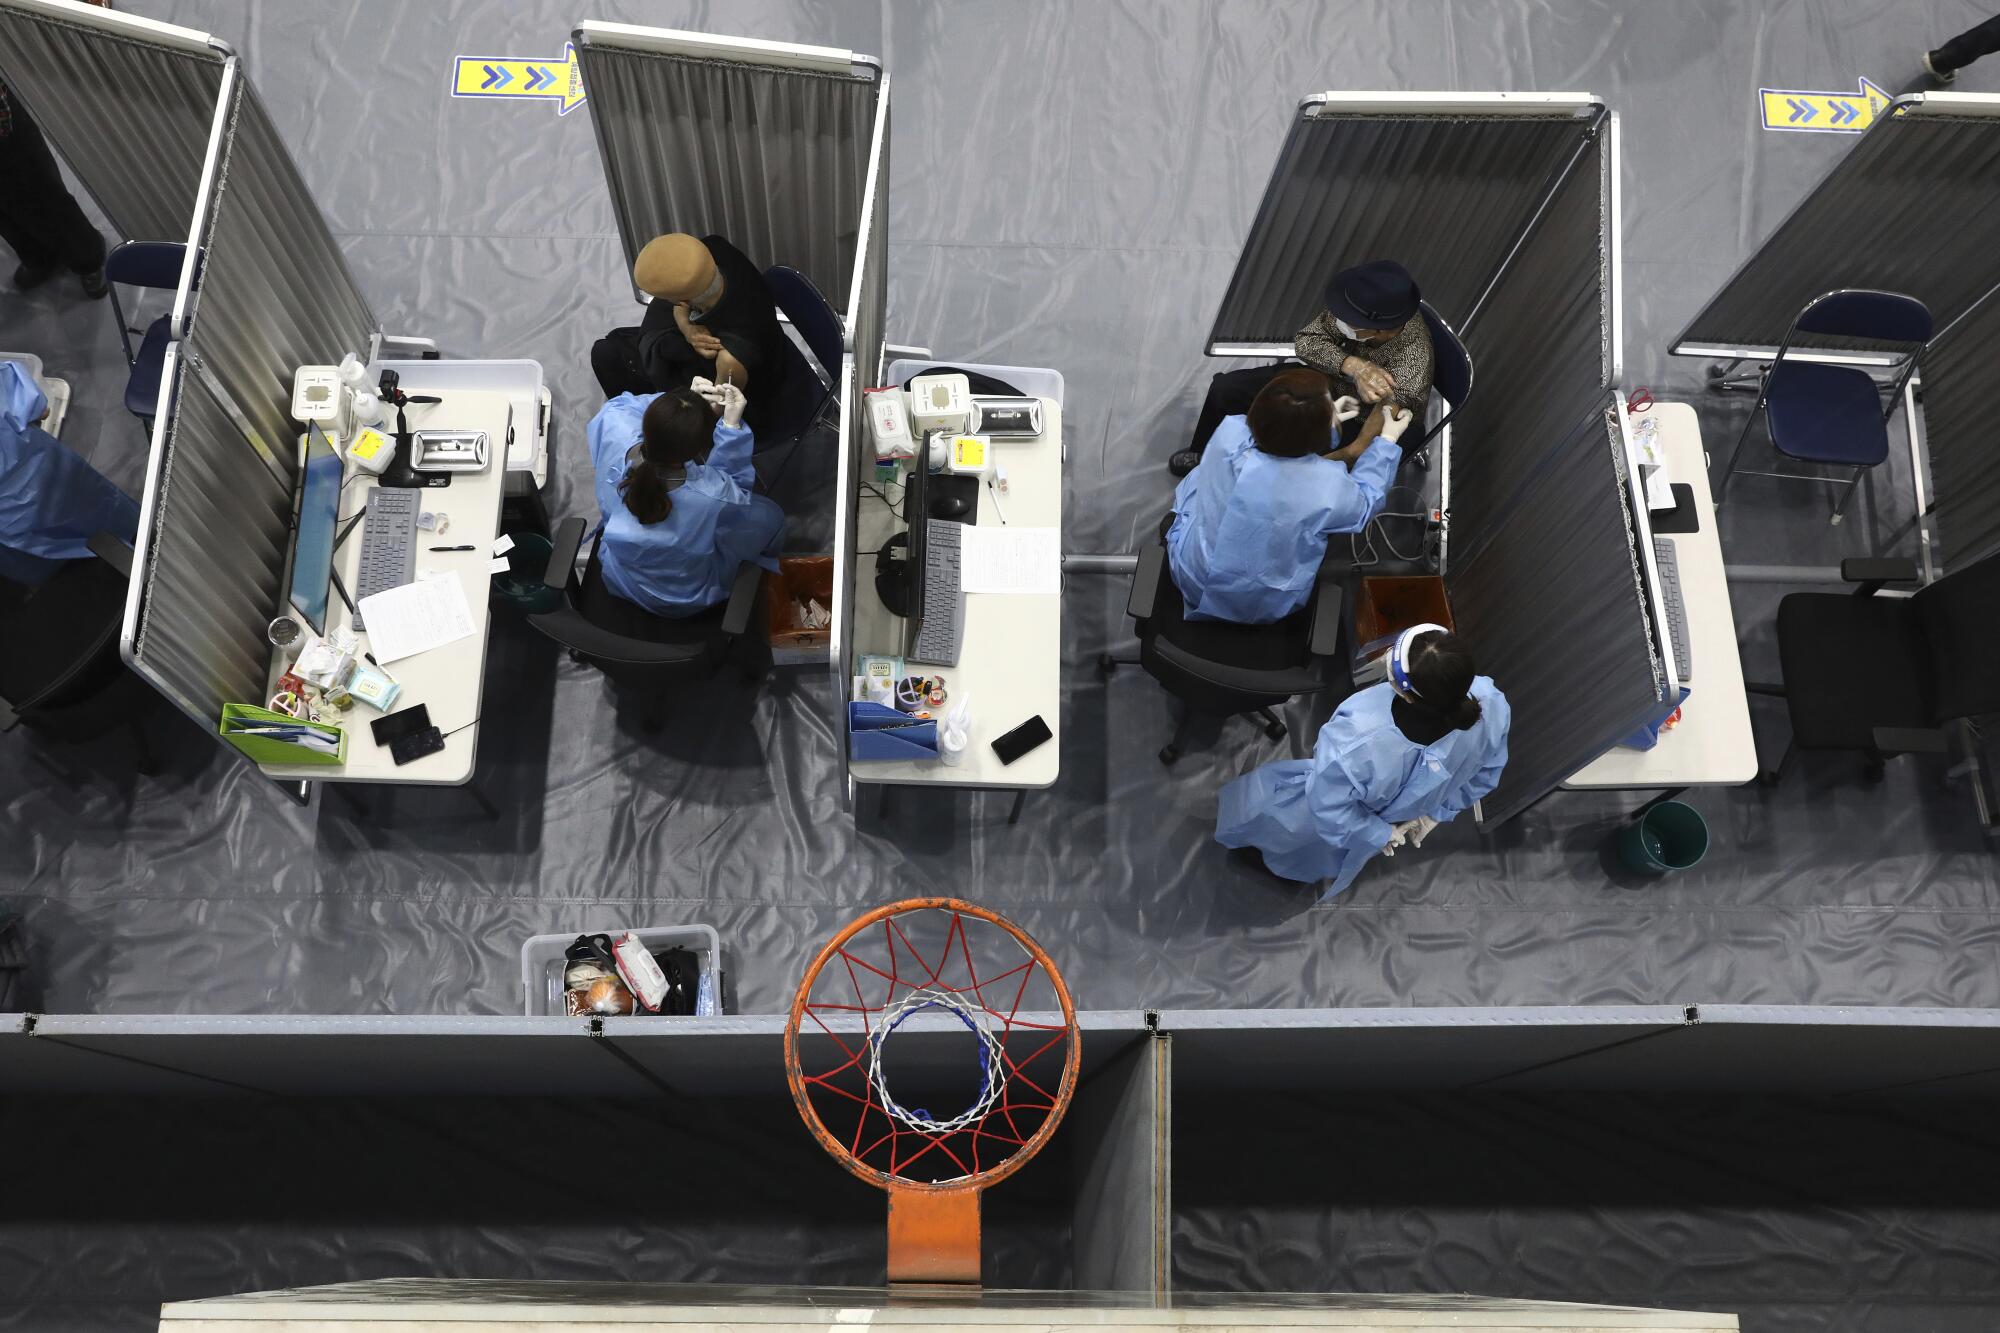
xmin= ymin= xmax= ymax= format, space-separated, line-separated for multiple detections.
xmin=1410 ymin=300 xmax=1473 ymax=467
xmin=104 ymin=241 xmax=196 ymax=436
xmin=525 ymin=517 xmax=766 ymax=730
xmin=1099 ymin=519 xmax=1351 ymax=764
xmin=1716 ymin=289 xmax=1931 ymax=524
xmin=0 ymin=532 xmax=157 ymax=776
xmin=1746 ymin=550 xmax=2000 ymax=788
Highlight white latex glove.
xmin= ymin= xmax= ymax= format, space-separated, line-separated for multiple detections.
xmin=715 ymin=380 xmax=748 ymax=428
xmin=1406 ymin=814 xmax=1440 ymax=848
xmin=1379 ymin=404 xmax=1413 ymax=443
xmin=1332 ymin=394 xmax=1362 ymax=424
xmin=689 ymin=376 xmax=718 ymax=399
xmin=1380 ymin=822 xmax=1410 ymax=857
xmin=1344 ymin=356 xmax=1396 ymax=404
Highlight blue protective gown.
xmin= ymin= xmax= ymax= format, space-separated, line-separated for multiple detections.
xmin=1167 ymin=414 xmax=1401 ymax=624
xmin=0 ymin=359 xmax=139 ymax=586
xmin=588 ymin=392 xmax=784 ymax=618
xmin=1216 ymin=678 xmax=1511 ymax=897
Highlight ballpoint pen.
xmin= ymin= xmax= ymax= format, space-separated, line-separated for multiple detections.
xmin=986 ymin=475 xmax=1008 ymax=525
xmin=428 ymin=544 xmax=475 ymax=551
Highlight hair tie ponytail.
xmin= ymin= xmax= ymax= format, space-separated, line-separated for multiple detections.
xmin=1450 ymin=691 xmax=1483 ymax=731
xmin=620 ymin=457 xmax=673 ymax=525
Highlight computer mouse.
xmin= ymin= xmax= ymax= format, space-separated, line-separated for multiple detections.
xmin=931 ymin=493 xmax=971 ymax=519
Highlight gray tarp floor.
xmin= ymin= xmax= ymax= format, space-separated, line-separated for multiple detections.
xmin=7 ymin=3 xmax=2000 ymax=1331
xmin=5 ymin=0 xmax=1999 ymax=1014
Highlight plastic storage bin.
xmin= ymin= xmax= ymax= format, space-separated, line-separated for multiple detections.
xmin=520 ymin=924 xmax=723 ymax=1016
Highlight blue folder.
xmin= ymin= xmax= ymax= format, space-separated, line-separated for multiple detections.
xmin=1618 ymin=686 xmax=1692 ymax=752
xmin=849 ymin=701 xmax=939 ymax=761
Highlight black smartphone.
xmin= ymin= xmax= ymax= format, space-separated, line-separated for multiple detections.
xmin=371 ymin=703 xmax=432 ymax=748
xmin=991 ymin=714 xmax=1052 ymax=765
xmin=389 ymin=726 xmax=446 ymax=766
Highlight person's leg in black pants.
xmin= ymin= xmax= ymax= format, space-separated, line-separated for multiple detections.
xmin=1168 ymin=363 xmax=1289 ymax=476
xmin=1928 ymin=13 xmax=2000 ymax=77
xmin=0 ymin=91 xmax=106 ymax=296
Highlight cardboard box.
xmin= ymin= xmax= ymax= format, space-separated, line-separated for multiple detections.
xmin=764 ymin=556 xmax=834 ymax=666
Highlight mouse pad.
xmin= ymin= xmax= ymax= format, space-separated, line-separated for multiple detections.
xmin=930 ymin=474 xmax=980 ymax=524
xmin=1649 ymin=483 xmax=1699 ymax=535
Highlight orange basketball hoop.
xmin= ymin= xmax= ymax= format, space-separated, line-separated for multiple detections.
xmin=784 ymin=898 xmax=1080 ymax=1286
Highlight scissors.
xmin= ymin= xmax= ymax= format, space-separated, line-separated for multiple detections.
xmin=1625 ymin=386 xmax=1655 ymax=415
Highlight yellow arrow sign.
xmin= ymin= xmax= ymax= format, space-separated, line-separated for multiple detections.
xmin=451 ymin=41 xmax=585 ymax=116
xmin=1758 ymin=76 xmax=1890 ymax=133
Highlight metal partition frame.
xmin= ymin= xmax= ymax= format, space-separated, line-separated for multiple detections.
xmin=1914 ymin=289 xmax=2000 ymax=571
xmin=0 ymin=0 xmax=227 ymax=244
xmin=829 ymin=73 xmax=891 ymax=812
xmin=572 ymin=22 xmax=882 ymax=305
xmin=1673 ymin=93 xmax=2000 ymax=365
xmin=1207 ymin=92 xmax=1604 ymax=356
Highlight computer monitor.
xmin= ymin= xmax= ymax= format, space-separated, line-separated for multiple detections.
xmin=286 ymin=422 xmax=342 ymax=636
xmin=902 ymin=457 xmax=930 ymax=658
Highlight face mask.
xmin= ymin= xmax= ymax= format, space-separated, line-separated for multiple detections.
xmin=1333 ymin=317 xmax=1362 ymax=340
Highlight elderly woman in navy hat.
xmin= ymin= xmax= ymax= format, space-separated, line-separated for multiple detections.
xmin=1172 ymin=259 xmax=1434 ymax=478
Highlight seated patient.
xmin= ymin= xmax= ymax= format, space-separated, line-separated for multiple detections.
xmin=1166 ymin=367 xmax=1409 ymax=624
xmin=1215 ymin=627 xmax=1511 ymax=897
xmin=590 ymin=233 xmax=790 ymax=406
xmin=0 ymin=358 xmax=137 ymax=586
xmin=1172 ymin=259 xmax=1434 ymax=476
xmin=587 ymin=380 xmax=784 ymax=619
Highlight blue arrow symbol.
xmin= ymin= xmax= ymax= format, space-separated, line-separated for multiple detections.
xmin=523 ymin=66 xmax=541 ymax=91
xmin=480 ymin=63 xmax=510 ymax=89
xmin=529 ymin=65 xmax=555 ymax=91
xmin=1835 ymin=100 xmax=1855 ymax=125
xmin=1787 ymin=97 xmax=1813 ymax=123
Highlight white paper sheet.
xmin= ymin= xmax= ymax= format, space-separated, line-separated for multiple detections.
xmin=959 ymin=525 xmax=1061 ymax=595
xmin=1645 ymin=464 xmax=1678 ymax=512
xmin=358 ymin=576 xmax=476 ymax=663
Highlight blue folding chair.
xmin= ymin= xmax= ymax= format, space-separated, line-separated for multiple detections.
xmin=1412 ymin=299 xmax=1472 ymax=467
xmin=104 ymin=241 xmax=195 ymax=436
xmin=1716 ymin=289 xmax=1931 ymax=524
xmin=756 ymin=264 xmax=844 ymax=492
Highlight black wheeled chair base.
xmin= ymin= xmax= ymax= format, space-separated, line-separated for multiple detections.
xmin=1101 ymin=653 xmax=1289 ymax=766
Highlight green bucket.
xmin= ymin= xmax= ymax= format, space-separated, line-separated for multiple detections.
xmin=490 ymin=531 xmax=563 ymax=614
xmin=1614 ymin=800 xmax=1709 ymax=875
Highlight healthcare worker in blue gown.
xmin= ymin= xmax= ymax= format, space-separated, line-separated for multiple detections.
xmin=1216 ymin=625 xmax=1510 ymax=896
xmin=587 ymin=378 xmax=783 ymax=617
xmin=1167 ymin=366 xmax=1410 ymax=624
xmin=0 ymin=358 xmax=138 ymax=585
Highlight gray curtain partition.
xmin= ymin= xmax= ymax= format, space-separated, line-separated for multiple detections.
xmin=1448 ymin=406 xmax=1667 ymax=825
xmin=123 ymin=72 xmax=379 ymax=735
xmin=1210 ymin=94 xmax=1642 ymax=824
xmin=1673 ymin=98 xmax=2000 ymax=357
xmin=1451 ymin=130 xmax=1613 ymax=558
xmin=573 ymin=35 xmax=877 ymax=303
xmin=1207 ymin=104 xmax=1599 ymax=349
xmin=0 ymin=0 xmax=225 ymax=243
xmin=129 ymin=351 xmax=296 ymax=725
xmin=182 ymin=79 xmax=378 ymax=464
xmin=1917 ymin=289 xmax=2000 ymax=570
